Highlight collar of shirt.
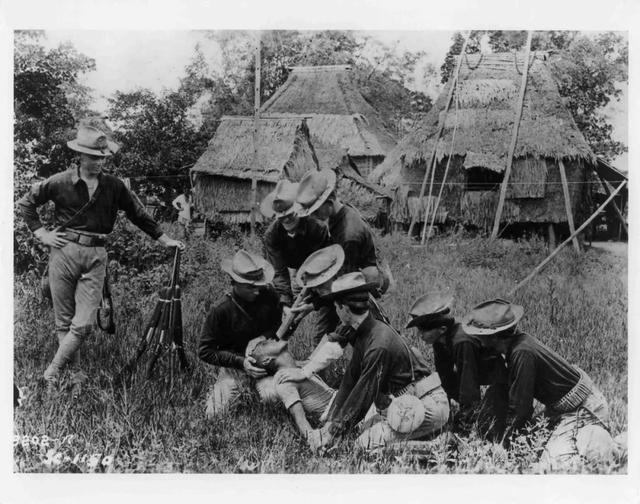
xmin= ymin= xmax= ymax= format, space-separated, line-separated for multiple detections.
xmin=348 ymin=311 xmax=369 ymax=331
xmin=70 ymin=167 xmax=103 ymax=186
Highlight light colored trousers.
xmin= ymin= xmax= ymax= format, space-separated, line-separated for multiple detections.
xmin=356 ymin=381 xmax=450 ymax=450
xmin=50 ymin=242 xmax=107 ymax=339
xmin=538 ymin=387 xmax=617 ymax=471
xmin=205 ymin=367 xmax=278 ymax=419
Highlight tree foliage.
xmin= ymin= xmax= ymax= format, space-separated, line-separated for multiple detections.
xmin=440 ymin=30 xmax=627 ymax=161
xmin=188 ymin=30 xmax=432 ymax=133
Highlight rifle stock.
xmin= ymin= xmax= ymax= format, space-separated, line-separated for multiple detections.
xmin=276 ymin=286 xmax=309 ymax=340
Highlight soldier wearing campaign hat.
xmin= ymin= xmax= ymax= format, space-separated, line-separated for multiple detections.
xmin=309 ymin=273 xmax=449 ymax=452
xmin=261 ymin=179 xmax=331 ymax=308
xmin=199 ymin=250 xmax=281 ymax=418
xmin=406 ymin=292 xmax=509 ymax=438
xmin=463 ymin=299 xmax=617 ymax=469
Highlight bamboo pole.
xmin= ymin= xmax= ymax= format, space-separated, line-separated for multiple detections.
xmin=596 ymin=172 xmax=628 ymax=236
xmin=491 ymin=31 xmax=533 ymax=239
xmin=250 ymin=32 xmax=261 ymax=237
xmin=407 ymin=31 xmax=471 ymax=238
xmin=507 ymin=181 xmax=626 ymax=297
xmin=558 ymin=160 xmax=580 ymax=252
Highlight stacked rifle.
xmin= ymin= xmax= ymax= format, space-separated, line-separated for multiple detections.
xmin=119 ymin=247 xmax=189 ymax=385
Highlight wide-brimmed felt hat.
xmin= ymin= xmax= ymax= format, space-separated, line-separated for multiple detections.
xmin=461 ymin=298 xmax=524 ymax=336
xmin=406 ymin=292 xmax=454 ymax=329
xmin=259 ymin=180 xmax=301 ymax=219
xmin=221 ymin=250 xmax=275 ymax=286
xmin=67 ymin=125 xmax=119 ymax=157
xmin=322 ymin=271 xmax=379 ymax=303
xmin=296 ymin=169 xmax=337 ymax=217
xmin=295 ymin=244 xmax=345 ymax=288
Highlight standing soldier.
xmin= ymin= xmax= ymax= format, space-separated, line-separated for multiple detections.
xmin=261 ymin=179 xmax=331 ymax=308
xmin=199 ymin=250 xmax=281 ymax=418
xmin=295 ymin=169 xmax=385 ymax=342
xmin=405 ymin=292 xmax=509 ymax=439
xmin=17 ymin=124 xmax=184 ymax=391
xmin=462 ymin=299 xmax=618 ymax=470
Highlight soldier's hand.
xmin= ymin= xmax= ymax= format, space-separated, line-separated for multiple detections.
xmin=291 ymin=302 xmax=314 ymax=316
xmin=37 ymin=229 xmax=69 ymax=249
xmin=243 ymin=356 xmax=267 ymax=379
xmin=281 ymin=305 xmax=293 ymax=324
xmin=275 ymin=368 xmax=306 ymax=384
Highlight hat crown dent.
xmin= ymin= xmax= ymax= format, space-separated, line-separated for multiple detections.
xmin=231 ymin=250 xmax=266 ymax=280
xmin=466 ymin=298 xmax=522 ymax=330
xmin=273 ymin=180 xmax=298 ymax=209
xmin=296 ymin=170 xmax=336 ymax=207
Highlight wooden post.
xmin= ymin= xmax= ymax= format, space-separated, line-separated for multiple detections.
xmin=558 ymin=160 xmax=581 ymax=252
xmin=507 ymin=181 xmax=626 ymax=297
xmin=250 ymin=32 xmax=261 ymax=237
xmin=547 ymin=223 xmax=556 ymax=250
xmin=491 ymin=31 xmax=533 ymax=239
xmin=596 ymin=172 xmax=628 ymax=236
xmin=407 ymin=31 xmax=471 ymax=238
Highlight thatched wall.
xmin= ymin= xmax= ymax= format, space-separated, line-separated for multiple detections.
xmin=193 ymin=174 xmax=274 ymax=223
xmin=389 ymin=155 xmax=586 ymax=228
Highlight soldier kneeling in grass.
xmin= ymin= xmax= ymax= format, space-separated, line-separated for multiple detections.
xmin=462 ymin=299 xmax=619 ymax=470
xmin=198 ymin=250 xmax=282 ymax=418
xmin=302 ymin=272 xmax=450 ymax=451
xmin=406 ymin=292 xmax=509 ymax=440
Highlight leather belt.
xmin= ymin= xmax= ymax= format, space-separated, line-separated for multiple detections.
xmin=64 ymin=230 xmax=107 ymax=247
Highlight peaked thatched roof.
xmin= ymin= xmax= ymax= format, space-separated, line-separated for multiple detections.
xmin=191 ymin=116 xmax=318 ymax=182
xmin=260 ymin=66 xmax=397 ymax=157
xmin=371 ymin=52 xmax=596 ymax=187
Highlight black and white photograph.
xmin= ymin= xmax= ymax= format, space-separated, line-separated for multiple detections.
xmin=3 ymin=0 xmax=638 ymax=501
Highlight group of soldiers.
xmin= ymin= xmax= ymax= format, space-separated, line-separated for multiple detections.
xmin=18 ymin=124 xmax=624 ymax=471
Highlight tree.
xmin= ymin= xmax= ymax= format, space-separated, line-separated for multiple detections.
xmin=107 ymin=88 xmax=211 ymax=208
xmin=440 ymin=31 xmax=482 ymax=83
xmin=187 ymin=30 xmax=432 ymax=133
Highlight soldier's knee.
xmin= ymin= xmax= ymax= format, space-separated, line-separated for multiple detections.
xmin=70 ymin=325 xmax=93 ymax=338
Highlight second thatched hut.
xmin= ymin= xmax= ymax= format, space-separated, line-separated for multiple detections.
xmin=371 ymin=51 xmax=598 ymax=237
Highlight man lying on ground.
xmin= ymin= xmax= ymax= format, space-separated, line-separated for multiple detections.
xmin=246 ymin=337 xmax=337 ymax=450
xmin=406 ymin=292 xmax=509 ymax=440
xmin=307 ymin=272 xmax=450 ymax=451
xmin=462 ymin=298 xmax=619 ymax=470
xmin=198 ymin=250 xmax=281 ymax=419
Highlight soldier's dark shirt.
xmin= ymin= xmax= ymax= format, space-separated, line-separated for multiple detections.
xmin=199 ymin=287 xmax=282 ymax=369
xmin=433 ymin=322 xmax=507 ymax=407
xmin=327 ymin=314 xmax=431 ymax=434
xmin=17 ymin=168 xmax=162 ymax=239
xmin=263 ymin=217 xmax=331 ymax=306
xmin=505 ymin=331 xmax=580 ymax=430
xmin=328 ymin=204 xmax=377 ymax=274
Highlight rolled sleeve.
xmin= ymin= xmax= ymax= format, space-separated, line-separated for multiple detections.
xmin=17 ymin=180 xmax=50 ymax=232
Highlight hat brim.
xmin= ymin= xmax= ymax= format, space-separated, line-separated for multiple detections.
xmin=259 ymin=192 xmax=299 ymax=220
xmin=295 ymin=244 xmax=345 ymax=288
xmin=461 ymin=304 xmax=524 ymax=336
xmin=321 ymin=281 xmax=380 ymax=303
xmin=405 ymin=310 xmax=450 ymax=329
xmin=296 ymin=170 xmax=337 ymax=218
xmin=67 ymin=139 xmax=119 ymax=157
xmin=221 ymin=258 xmax=275 ymax=286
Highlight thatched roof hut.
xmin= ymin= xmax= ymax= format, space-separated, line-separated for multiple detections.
xmin=190 ymin=116 xmax=319 ymax=224
xmin=260 ymin=65 xmax=397 ymax=177
xmin=370 ymin=52 xmax=598 ymax=231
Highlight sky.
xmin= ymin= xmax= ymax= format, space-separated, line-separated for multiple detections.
xmin=41 ymin=29 xmax=628 ymax=170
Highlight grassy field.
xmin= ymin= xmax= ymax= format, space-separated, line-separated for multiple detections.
xmin=13 ymin=224 xmax=628 ymax=474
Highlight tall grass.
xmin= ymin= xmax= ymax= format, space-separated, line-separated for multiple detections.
xmin=13 ymin=225 xmax=627 ymax=473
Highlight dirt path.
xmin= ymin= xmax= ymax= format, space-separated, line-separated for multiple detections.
xmin=588 ymin=241 xmax=627 ymax=257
